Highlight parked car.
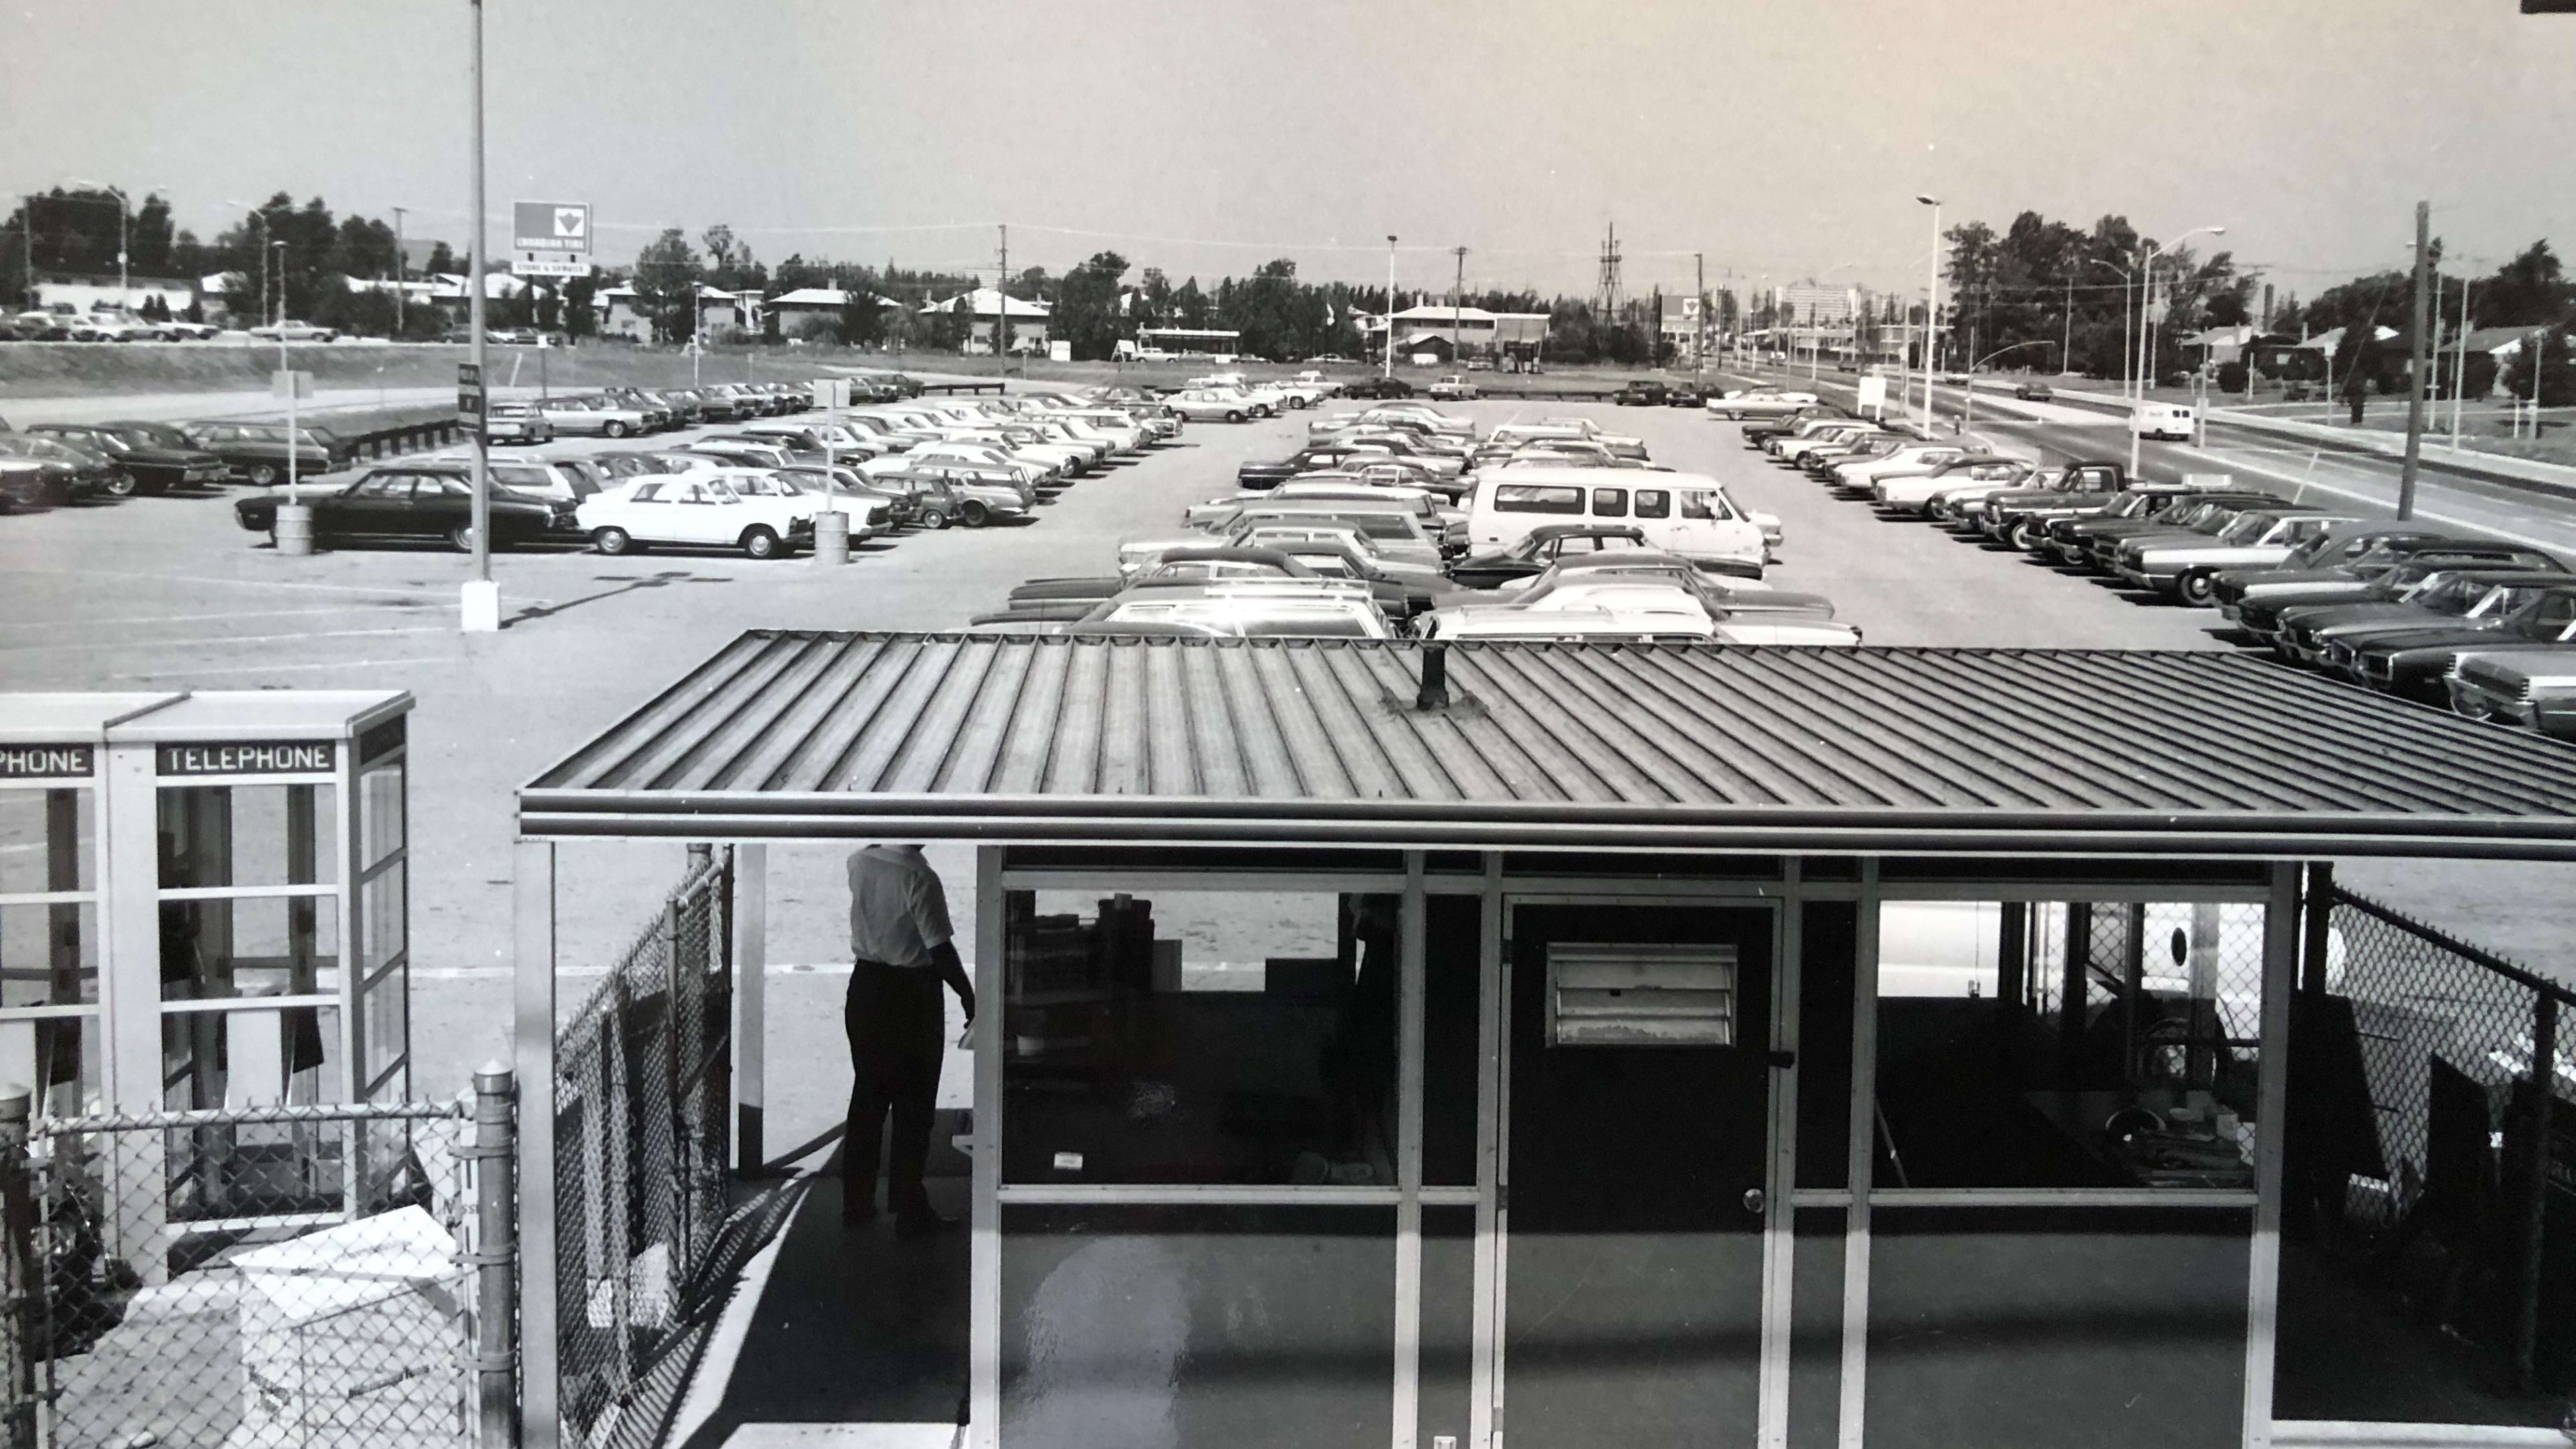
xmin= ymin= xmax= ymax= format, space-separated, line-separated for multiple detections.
xmin=2211 ymin=531 xmax=2507 ymax=615
xmin=482 ymin=402 xmax=555 ymax=445
xmin=2273 ymin=568 xmax=2572 ymax=667
xmin=1613 ymin=380 xmax=1670 ymax=407
xmin=575 ymin=474 xmax=816 ymax=557
xmin=0 ymin=433 xmax=123 ymax=501
xmin=1428 ymin=374 xmax=1481 ymax=400
xmin=2448 ymin=649 xmax=2576 ymax=737
xmin=879 ymin=466 xmax=1032 ymax=529
xmin=232 ymin=464 xmax=572 ymax=551
xmin=2112 ymin=508 xmax=2358 ymax=605
xmin=2057 ymin=491 xmax=2285 ymax=571
xmin=21 ymin=421 xmax=229 ymax=496
xmin=1341 ymin=376 xmax=1416 ymax=400
xmin=1448 ymin=525 xmax=1662 ymax=590
xmin=180 ymin=421 xmax=354 ymax=484
xmin=1872 ymin=458 xmax=2034 ymax=516
xmin=0 ymin=449 xmax=92 ymax=507
xmin=536 ymin=396 xmax=653 ymax=438
xmin=2350 ymin=586 xmax=2576 ymax=704
xmin=1741 ymin=404 xmax=1852 ymax=445
xmin=1165 ymin=388 xmax=1258 ymax=423
xmin=2225 ymin=541 xmax=2562 ymax=640
xmin=7 ymin=312 xmax=72 ymax=341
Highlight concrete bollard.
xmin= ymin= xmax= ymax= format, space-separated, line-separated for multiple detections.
xmin=812 ymin=508 xmax=849 ymax=566
xmin=273 ymin=503 xmax=316 ymax=557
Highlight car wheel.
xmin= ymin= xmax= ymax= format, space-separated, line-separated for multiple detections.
xmin=741 ymin=526 xmax=783 ymax=559
xmin=103 ymin=471 xmax=138 ymax=498
xmin=919 ymin=506 xmax=949 ymax=530
xmin=604 ymin=420 xmax=630 ymax=439
xmin=592 ymin=526 xmax=634 ymax=555
xmin=248 ymin=462 xmax=280 ymax=486
xmin=449 ymin=522 xmax=504 ymax=553
xmin=2009 ymin=519 xmax=2041 ymax=551
xmin=1226 ymin=411 xmax=1246 ymax=423
xmin=2176 ymin=570 xmax=2216 ymax=607
xmin=961 ymin=500 xmax=991 ymax=528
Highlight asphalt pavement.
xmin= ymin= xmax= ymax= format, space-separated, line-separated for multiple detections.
xmin=6 ymin=385 xmax=2571 ymax=1149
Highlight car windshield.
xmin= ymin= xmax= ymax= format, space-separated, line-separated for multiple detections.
xmin=109 ymin=423 xmax=193 ymax=449
xmin=0 ymin=435 xmax=86 ymax=462
xmin=2412 ymin=576 xmax=2491 ymax=613
xmin=2215 ymin=514 xmax=2276 ymax=546
xmin=66 ymin=431 xmax=133 ymax=453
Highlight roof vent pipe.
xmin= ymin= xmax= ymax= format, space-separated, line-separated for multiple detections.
xmin=1415 ymin=642 xmax=1451 ymax=711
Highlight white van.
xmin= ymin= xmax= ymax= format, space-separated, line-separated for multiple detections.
xmin=2131 ymin=402 xmax=2196 ymax=442
xmin=1466 ymin=465 xmax=1776 ymax=574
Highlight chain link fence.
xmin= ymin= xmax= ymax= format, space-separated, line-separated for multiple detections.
xmin=554 ymin=847 xmax=732 ymax=1449
xmin=0 ymin=1093 xmax=512 ymax=1449
xmin=2306 ymin=881 xmax=2570 ymax=1389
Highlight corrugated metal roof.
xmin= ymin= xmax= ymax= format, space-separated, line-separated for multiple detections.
xmin=517 ymin=632 xmax=2576 ymax=857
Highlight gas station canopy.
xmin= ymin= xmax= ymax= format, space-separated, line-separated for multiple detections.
xmin=518 ymin=631 xmax=2576 ymax=858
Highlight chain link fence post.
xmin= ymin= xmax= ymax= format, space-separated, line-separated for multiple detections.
xmin=2516 ymin=994 xmax=2559 ymax=1392
xmin=0 ymin=1089 xmax=31 ymax=1449
xmin=474 ymin=1065 xmax=519 ymax=1449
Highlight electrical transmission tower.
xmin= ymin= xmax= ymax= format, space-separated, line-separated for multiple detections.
xmin=1595 ymin=222 xmax=1623 ymax=319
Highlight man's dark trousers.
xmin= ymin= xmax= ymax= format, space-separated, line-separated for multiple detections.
xmin=844 ymin=959 xmax=945 ymax=1220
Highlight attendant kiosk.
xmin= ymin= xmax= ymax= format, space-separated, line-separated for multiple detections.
xmin=515 ymin=633 xmax=2576 ymax=1449
xmin=0 ymin=690 xmax=415 ymax=1246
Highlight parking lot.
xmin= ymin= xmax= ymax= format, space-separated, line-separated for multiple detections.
xmin=5 ymin=383 xmax=2567 ymax=1141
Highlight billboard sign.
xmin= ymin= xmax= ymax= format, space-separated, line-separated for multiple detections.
xmin=512 ymin=201 xmax=591 ymax=278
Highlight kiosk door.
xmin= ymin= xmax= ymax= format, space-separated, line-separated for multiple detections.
xmin=1501 ymin=902 xmax=1776 ymax=1446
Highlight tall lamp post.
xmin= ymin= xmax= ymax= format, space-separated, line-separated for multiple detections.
xmin=2131 ymin=224 xmax=2226 ymax=475
xmin=1962 ymin=341 xmax=2051 ymax=429
xmin=462 ymin=0 xmax=497 ymax=632
xmin=1383 ymin=235 xmax=1398 ymax=380
xmin=68 ymin=180 xmax=129 ymax=311
xmin=1916 ymin=196 xmax=1942 ymax=425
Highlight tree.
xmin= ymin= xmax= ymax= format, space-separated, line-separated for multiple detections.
xmin=840 ymin=292 xmax=887 ymax=347
xmin=1051 ymin=250 xmax=1130 ymax=360
xmin=633 ymin=228 xmax=702 ymax=341
xmin=2503 ymin=326 xmax=2576 ymax=408
xmin=2477 ymin=241 xmax=2570 ymax=329
xmin=424 ymin=240 xmax=459 ymax=276
xmin=564 ymin=273 xmax=598 ymax=340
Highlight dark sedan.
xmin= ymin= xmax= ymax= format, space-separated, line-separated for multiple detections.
xmin=1613 ymin=380 xmax=1670 ymax=407
xmin=232 ymin=464 xmax=572 ymax=552
xmin=1342 ymin=376 xmax=1416 ymax=400
xmin=2349 ymin=586 xmax=2576 ymax=703
xmin=0 ymin=434 xmax=123 ymax=502
xmin=1237 ymin=442 xmax=1405 ymax=490
xmin=180 ymin=420 xmax=354 ymax=485
xmin=1449 ymin=525 xmax=1660 ymax=590
xmin=23 ymin=421 xmax=229 ymax=496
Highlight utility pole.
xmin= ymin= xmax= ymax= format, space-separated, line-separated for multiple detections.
xmin=2398 ymin=199 xmax=2430 ymax=521
xmin=391 ymin=205 xmax=407 ymax=336
xmin=994 ymin=225 xmax=1008 ymax=370
xmin=2453 ymin=270 xmax=2472 ymax=449
xmin=2063 ymin=272 xmax=2073 ymax=377
xmin=1451 ymin=246 xmax=1467 ymax=371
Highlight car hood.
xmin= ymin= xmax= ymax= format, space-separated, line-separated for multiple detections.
xmin=2279 ymin=601 xmax=2446 ymax=634
xmin=2353 ymin=622 xmax=2522 ymax=657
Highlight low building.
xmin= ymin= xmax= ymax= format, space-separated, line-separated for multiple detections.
xmin=769 ymin=286 xmax=898 ymax=339
xmin=25 ymin=270 xmax=200 ymax=317
xmin=1362 ymin=305 xmax=1552 ymax=360
xmin=923 ymin=287 xmax=1051 ymax=352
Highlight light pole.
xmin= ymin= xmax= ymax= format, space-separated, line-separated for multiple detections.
xmin=463 ymin=0 xmax=496 ymax=631
xmin=2078 ymin=256 xmax=2133 ymax=396
xmin=1916 ymin=195 xmax=1941 ymax=427
xmin=391 ymin=205 xmax=408 ymax=337
xmin=68 ymin=180 xmax=128 ymax=310
xmin=2131 ymin=224 xmax=2226 ymax=475
xmin=1962 ymin=341 xmax=2049 ymax=428
xmin=1383 ymin=235 xmax=1397 ymax=379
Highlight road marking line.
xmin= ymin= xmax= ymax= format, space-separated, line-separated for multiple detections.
xmin=0 ymin=625 xmax=455 ymax=657
xmin=0 ymin=604 xmax=415 ymax=632
xmin=111 ymin=654 xmax=465 ymax=680
xmin=0 ymin=564 xmax=469 ymax=600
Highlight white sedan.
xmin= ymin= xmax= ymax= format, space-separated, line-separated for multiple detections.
xmin=537 ymin=397 xmax=654 ymax=439
xmin=1165 ymin=389 xmax=1258 ymax=423
xmin=575 ymin=475 xmax=817 ymax=559
xmin=1705 ymin=389 xmax=1821 ymax=421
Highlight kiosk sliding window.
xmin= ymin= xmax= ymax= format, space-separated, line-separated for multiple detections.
xmin=1002 ymin=889 xmax=1411 ymax=1189
xmin=1870 ymin=900 xmax=2266 ymax=1192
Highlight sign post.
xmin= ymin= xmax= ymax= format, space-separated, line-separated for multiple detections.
xmin=511 ymin=201 xmax=592 ymax=280
xmin=1857 ymin=374 xmax=1888 ymax=420
xmin=457 ymin=362 xmax=486 ymax=428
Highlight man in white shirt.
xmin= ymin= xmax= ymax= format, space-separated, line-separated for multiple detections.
xmin=844 ymin=843 xmax=975 ymax=1235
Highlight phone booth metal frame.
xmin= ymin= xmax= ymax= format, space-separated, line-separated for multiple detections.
xmin=0 ymin=690 xmax=414 ymax=1259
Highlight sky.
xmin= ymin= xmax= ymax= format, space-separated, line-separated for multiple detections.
xmin=7 ymin=0 xmax=2575 ymax=305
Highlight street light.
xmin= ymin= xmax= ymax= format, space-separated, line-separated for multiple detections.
xmin=1383 ymin=235 xmax=1398 ymax=380
xmin=67 ymin=179 xmax=129 ymax=309
xmin=223 ymin=198 xmax=271 ymax=329
xmin=1917 ymin=195 xmax=1941 ymax=427
xmin=1962 ymin=341 xmax=2052 ymax=428
xmin=2077 ymin=256 xmax=2134 ymax=397
xmin=2131 ymin=224 xmax=2226 ymax=475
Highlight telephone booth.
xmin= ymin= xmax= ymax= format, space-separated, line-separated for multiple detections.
xmin=0 ymin=690 xmax=415 ymax=1236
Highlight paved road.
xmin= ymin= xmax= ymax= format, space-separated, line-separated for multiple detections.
xmin=8 ymin=390 xmax=2569 ymax=1144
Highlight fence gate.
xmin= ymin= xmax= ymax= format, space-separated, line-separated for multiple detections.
xmin=553 ymin=846 xmax=733 ymax=1449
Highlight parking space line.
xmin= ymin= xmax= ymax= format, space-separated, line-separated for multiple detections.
xmin=0 ymin=563 xmax=540 ymax=603
xmin=0 ymin=604 xmax=411 ymax=632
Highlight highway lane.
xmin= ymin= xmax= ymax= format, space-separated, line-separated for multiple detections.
xmin=1721 ymin=366 xmax=2576 ymax=553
